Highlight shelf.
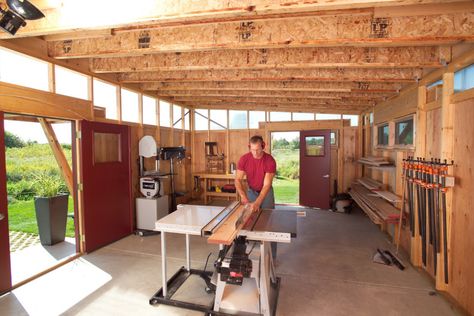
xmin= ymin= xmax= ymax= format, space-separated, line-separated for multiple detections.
xmin=367 ymin=166 xmax=396 ymax=172
xmin=358 ymin=156 xmax=392 ymax=167
xmin=357 ymin=177 xmax=383 ymax=191
xmin=206 ymin=192 xmax=237 ymax=197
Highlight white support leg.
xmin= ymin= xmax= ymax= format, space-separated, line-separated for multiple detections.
xmin=259 ymin=242 xmax=272 ymax=316
xmin=186 ymin=234 xmax=191 ymax=271
xmin=161 ymin=231 xmax=167 ymax=298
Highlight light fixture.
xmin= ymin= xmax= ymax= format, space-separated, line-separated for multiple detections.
xmin=0 ymin=0 xmax=45 ymax=36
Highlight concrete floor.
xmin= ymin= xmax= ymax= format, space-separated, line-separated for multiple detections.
xmin=0 ymin=207 xmax=461 ymax=316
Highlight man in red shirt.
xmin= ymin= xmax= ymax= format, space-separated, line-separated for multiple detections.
xmin=235 ymin=135 xmax=278 ymax=258
xmin=235 ymin=135 xmax=276 ymax=212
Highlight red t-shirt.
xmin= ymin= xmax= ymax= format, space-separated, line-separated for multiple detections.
xmin=237 ymin=152 xmax=276 ymax=191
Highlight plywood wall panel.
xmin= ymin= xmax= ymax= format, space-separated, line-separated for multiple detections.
xmin=426 ymin=108 xmax=442 ymax=158
xmin=449 ymin=97 xmax=474 ymax=315
xmin=374 ymin=87 xmax=418 ymax=125
xmin=343 ymin=127 xmax=358 ymax=192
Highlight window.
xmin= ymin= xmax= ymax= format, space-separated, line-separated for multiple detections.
xmin=194 ymin=109 xmax=208 ymax=131
xmin=159 ymin=101 xmax=171 ymax=127
xmin=454 ymin=64 xmax=474 ymax=93
xmin=270 ymin=112 xmax=291 ymax=122
xmin=377 ymin=124 xmax=389 ymax=146
xmin=249 ymin=111 xmax=265 ymax=129
xmin=142 ymin=95 xmax=157 ymax=125
xmin=293 ymin=112 xmax=314 ymax=121
xmin=343 ymin=115 xmax=359 ymax=127
xmin=229 ymin=110 xmax=247 ymax=129
xmin=330 ymin=131 xmax=337 ymax=146
xmin=93 ymin=79 xmax=118 ymax=120
xmin=55 ymin=65 xmax=89 ymax=100
xmin=395 ymin=117 xmax=414 ymax=145
xmin=316 ymin=113 xmax=341 ymax=120
xmin=0 ymin=47 xmax=49 ymax=91
xmin=184 ymin=108 xmax=190 ymax=130
xmin=305 ymin=136 xmax=325 ymax=156
xmin=173 ymin=104 xmax=182 ymax=129
xmin=121 ymin=89 xmax=139 ymax=123
xmin=210 ymin=109 xmax=227 ymax=130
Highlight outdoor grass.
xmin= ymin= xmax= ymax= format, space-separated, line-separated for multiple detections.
xmin=273 ymin=177 xmax=299 ymax=204
xmin=8 ymin=196 xmax=76 ymax=237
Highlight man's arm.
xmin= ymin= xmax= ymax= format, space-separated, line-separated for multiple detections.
xmin=234 ymin=170 xmax=249 ymax=204
xmin=251 ymin=172 xmax=275 ymax=212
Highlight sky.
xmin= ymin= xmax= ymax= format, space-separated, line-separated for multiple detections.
xmin=271 ymin=131 xmax=299 ymax=141
xmin=5 ymin=120 xmax=72 ymax=144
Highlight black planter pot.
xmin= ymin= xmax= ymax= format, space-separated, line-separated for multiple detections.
xmin=34 ymin=194 xmax=69 ymax=246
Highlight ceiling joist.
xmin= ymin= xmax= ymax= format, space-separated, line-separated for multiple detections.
xmin=118 ymin=68 xmax=422 ymax=83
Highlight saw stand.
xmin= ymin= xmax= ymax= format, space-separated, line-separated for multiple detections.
xmin=149 ymin=203 xmax=296 ymax=316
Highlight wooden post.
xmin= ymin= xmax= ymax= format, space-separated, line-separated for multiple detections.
xmin=38 ymin=118 xmax=73 ymax=193
xmin=226 ymin=110 xmax=230 ymax=174
xmin=436 ymin=72 xmax=454 ymax=291
xmin=337 ymin=116 xmax=344 ymax=194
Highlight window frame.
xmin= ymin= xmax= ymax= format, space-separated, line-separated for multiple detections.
xmin=394 ymin=115 xmax=415 ymax=148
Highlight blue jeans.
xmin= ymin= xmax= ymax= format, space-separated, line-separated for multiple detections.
xmin=247 ymin=187 xmax=277 ymax=259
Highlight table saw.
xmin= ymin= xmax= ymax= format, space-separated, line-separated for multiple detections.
xmin=149 ymin=201 xmax=297 ymax=316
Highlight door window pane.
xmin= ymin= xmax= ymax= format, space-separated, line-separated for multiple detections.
xmin=195 ymin=109 xmax=208 ymax=131
xmin=0 ymin=47 xmax=49 ymax=91
xmin=142 ymin=95 xmax=157 ymax=125
xmin=249 ymin=111 xmax=265 ymax=129
xmin=305 ymin=136 xmax=325 ymax=156
xmin=159 ymin=101 xmax=171 ymax=127
xmin=121 ymin=89 xmax=139 ymax=123
xmin=93 ymin=79 xmax=118 ymax=120
xmin=55 ymin=65 xmax=89 ymax=100
xmin=229 ymin=110 xmax=247 ymax=129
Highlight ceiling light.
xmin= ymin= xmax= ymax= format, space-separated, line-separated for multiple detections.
xmin=0 ymin=0 xmax=45 ymax=36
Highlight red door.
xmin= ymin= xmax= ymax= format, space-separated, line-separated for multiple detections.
xmin=0 ymin=112 xmax=12 ymax=293
xmin=300 ymin=130 xmax=331 ymax=209
xmin=81 ymin=121 xmax=132 ymax=253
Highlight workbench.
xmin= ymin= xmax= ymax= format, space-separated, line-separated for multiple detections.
xmin=193 ymin=172 xmax=244 ymax=204
xmin=150 ymin=203 xmax=296 ymax=316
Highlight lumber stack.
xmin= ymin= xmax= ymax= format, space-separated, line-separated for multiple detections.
xmin=357 ymin=177 xmax=383 ymax=190
xmin=349 ymin=183 xmax=400 ymax=230
xmin=358 ymin=156 xmax=393 ymax=167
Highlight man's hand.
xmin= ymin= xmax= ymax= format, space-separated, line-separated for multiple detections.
xmin=241 ymin=197 xmax=249 ymax=204
xmin=247 ymin=202 xmax=260 ymax=213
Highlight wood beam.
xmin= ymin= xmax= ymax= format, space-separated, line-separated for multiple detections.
xmin=142 ymin=81 xmax=403 ymax=93
xmin=38 ymin=118 xmax=74 ymax=193
xmin=0 ymin=82 xmax=93 ymax=120
xmin=47 ymin=12 xmax=474 ymax=58
xmin=170 ymin=96 xmax=372 ymax=106
xmin=90 ymin=47 xmax=446 ymax=72
xmin=7 ymin=0 xmax=465 ymax=39
xmin=156 ymin=90 xmax=392 ymax=99
xmin=177 ymin=101 xmax=365 ymax=114
xmin=119 ymin=68 xmax=421 ymax=83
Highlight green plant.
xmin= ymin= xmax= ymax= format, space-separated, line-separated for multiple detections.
xmin=32 ymin=173 xmax=68 ymax=198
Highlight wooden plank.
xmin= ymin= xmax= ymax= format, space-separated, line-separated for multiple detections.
xmin=374 ymin=190 xmax=402 ymax=203
xmin=450 ymin=96 xmax=474 ymax=315
xmin=47 ymin=12 xmax=474 ymax=58
xmin=0 ymin=82 xmax=93 ymax=121
xmin=207 ymin=204 xmax=253 ymax=245
xmin=91 ymin=46 xmax=444 ymax=72
xmin=7 ymin=0 xmax=466 ymax=39
xmin=357 ymin=177 xmax=383 ymax=190
xmin=142 ymin=81 xmax=403 ymax=93
xmin=38 ymin=118 xmax=74 ymax=193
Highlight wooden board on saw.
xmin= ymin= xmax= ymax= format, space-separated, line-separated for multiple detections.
xmin=207 ymin=204 xmax=254 ymax=245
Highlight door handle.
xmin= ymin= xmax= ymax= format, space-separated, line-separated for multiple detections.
xmin=323 ymin=174 xmax=330 ymax=178
xmin=0 ymin=213 xmax=4 ymax=221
